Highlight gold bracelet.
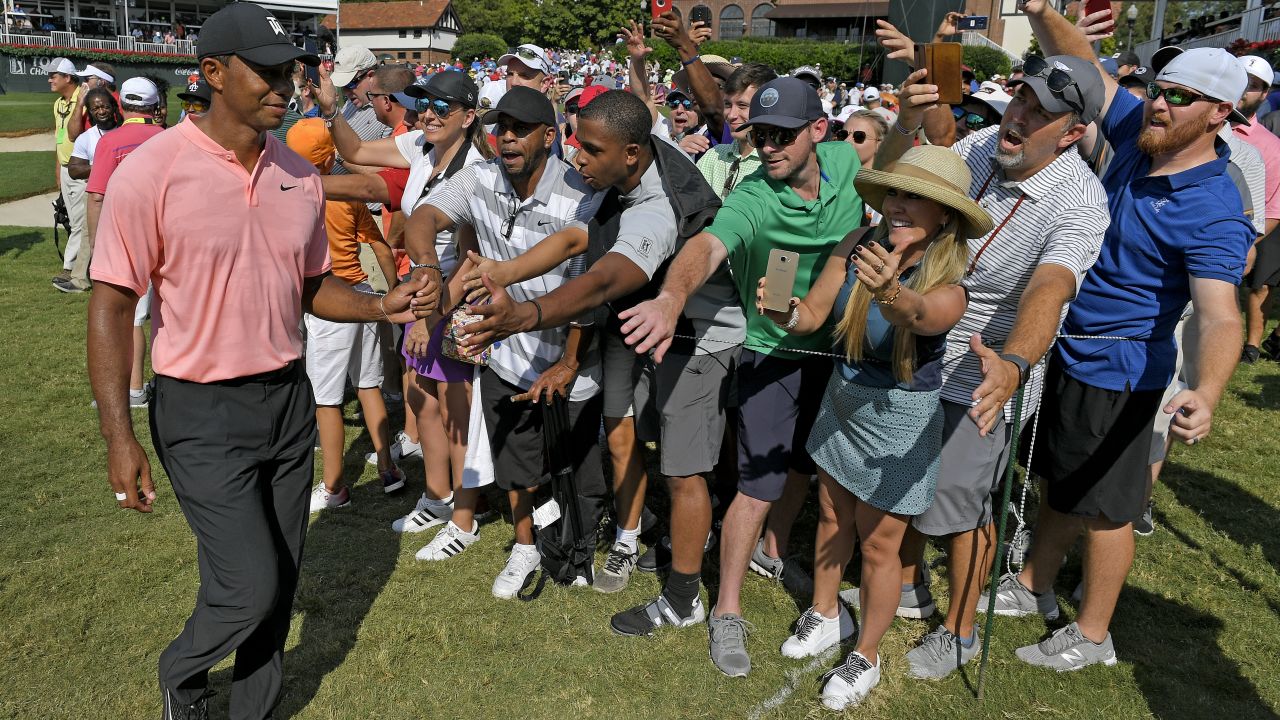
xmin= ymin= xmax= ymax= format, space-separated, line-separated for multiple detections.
xmin=876 ymin=281 xmax=903 ymax=306
xmin=378 ymin=294 xmax=389 ymax=321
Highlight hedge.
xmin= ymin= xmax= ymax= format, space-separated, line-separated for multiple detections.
xmin=0 ymin=43 xmax=194 ymax=65
xmin=452 ymin=33 xmax=508 ymax=63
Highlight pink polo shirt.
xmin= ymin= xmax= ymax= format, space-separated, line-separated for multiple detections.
xmin=91 ymin=117 xmax=331 ymax=383
xmin=1235 ymin=117 xmax=1280 ymax=223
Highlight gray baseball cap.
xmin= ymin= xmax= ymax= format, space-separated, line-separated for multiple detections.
xmin=1009 ymin=54 xmax=1105 ymax=125
xmin=737 ymin=76 xmax=824 ymax=130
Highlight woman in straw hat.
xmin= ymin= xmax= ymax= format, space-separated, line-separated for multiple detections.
xmin=757 ymin=145 xmax=993 ymax=710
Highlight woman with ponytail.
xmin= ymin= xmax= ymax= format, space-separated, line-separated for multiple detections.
xmin=756 ymin=145 xmax=994 ymax=710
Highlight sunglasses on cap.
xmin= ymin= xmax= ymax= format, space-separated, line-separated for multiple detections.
xmin=667 ymin=97 xmax=694 ymax=109
xmin=749 ymin=125 xmax=803 ymax=148
xmin=1144 ymin=82 xmax=1214 ymax=107
xmin=952 ymin=106 xmax=991 ymax=130
xmin=515 ymin=46 xmax=543 ymax=64
xmin=1021 ymin=55 xmax=1085 ymax=114
xmin=413 ymin=97 xmax=457 ymax=118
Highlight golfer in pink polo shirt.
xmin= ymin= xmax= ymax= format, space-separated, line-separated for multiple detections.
xmin=84 ymin=5 xmax=435 ymax=719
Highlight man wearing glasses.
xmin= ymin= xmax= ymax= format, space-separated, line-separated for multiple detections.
xmin=327 ymin=44 xmax=392 ymax=178
xmin=693 ymin=64 xmax=777 ymax=199
xmin=619 ymin=77 xmax=862 ymax=678
xmin=989 ymin=0 xmax=1253 ymax=672
xmin=872 ymin=19 xmax=1110 ymax=680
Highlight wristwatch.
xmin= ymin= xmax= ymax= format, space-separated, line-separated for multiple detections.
xmin=999 ymin=353 xmax=1031 ymax=387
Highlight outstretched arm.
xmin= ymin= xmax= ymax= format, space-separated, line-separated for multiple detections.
xmin=459 ymin=227 xmax=588 ymax=301
xmin=616 ymin=232 xmax=727 ymax=362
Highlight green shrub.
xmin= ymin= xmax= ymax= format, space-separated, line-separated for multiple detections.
xmin=451 ymin=33 xmax=508 ymax=63
xmin=962 ymin=44 xmax=1012 ymax=81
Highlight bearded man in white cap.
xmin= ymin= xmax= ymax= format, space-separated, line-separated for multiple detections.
xmin=991 ymin=0 xmax=1254 ymax=672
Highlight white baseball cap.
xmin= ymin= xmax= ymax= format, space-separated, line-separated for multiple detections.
xmin=77 ymin=64 xmax=114 ymax=83
xmin=498 ymin=44 xmax=553 ymax=76
xmin=43 ymin=57 xmax=77 ymax=75
xmin=120 ymin=77 xmax=160 ymax=106
xmin=1238 ymin=54 xmax=1275 ymax=87
xmin=330 ymin=45 xmax=377 ymax=87
xmin=862 ymin=87 xmax=881 ymax=101
xmin=1155 ymin=47 xmax=1249 ymax=124
xmin=973 ymin=82 xmax=1013 ymax=114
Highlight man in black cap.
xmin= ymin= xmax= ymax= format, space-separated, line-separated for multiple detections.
xmin=1116 ymin=50 xmax=1141 ymax=78
xmin=177 ymin=78 xmax=210 ymax=118
xmin=86 ymin=4 xmax=433 ymax=718
xmin=404 ymin=86 xmax=606 ymax=600
xmin=618 ymin=76 xmax=863 ymax=677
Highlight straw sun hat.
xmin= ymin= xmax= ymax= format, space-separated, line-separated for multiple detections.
xmin=854 ymin=146 xmax=994 ymax=239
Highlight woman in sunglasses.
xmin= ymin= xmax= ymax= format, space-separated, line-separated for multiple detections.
xmin=838 ymin=109 xmax=888 ymax=168
xmin=757 ymin=146 xmax=993 ymax=710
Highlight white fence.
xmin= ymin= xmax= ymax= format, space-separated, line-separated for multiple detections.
xmin=1133 ymin=4 xmax=1280 ymax=64
xmin=0 ymin=29 xmax=191 ymax=56
xmin=962 ymin=31 xmax=1021 ymax=63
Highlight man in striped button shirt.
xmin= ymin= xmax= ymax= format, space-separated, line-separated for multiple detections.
xmin=872 ymin=25 xmax=1111 ymax=680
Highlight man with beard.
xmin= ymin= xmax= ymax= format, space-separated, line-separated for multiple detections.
xmin=985 ymin=0 xmax=1253 ymax=671
xmin=871 ymin=20 xmax=1110 ymax=680
xmin=1233 ymin=55 xmax=1280 ymax=362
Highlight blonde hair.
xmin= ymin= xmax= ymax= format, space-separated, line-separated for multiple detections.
xmin=834 ymin=217 xmax=970 ymax=383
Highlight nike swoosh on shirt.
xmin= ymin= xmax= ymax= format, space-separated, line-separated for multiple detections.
xmin=280 ymin=183 xmax=298 ymax=191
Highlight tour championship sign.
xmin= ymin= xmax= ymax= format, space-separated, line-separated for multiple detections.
xmin=0 ymin=47 xmax=198 ymax=93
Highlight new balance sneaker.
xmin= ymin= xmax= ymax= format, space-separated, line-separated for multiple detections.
xmin=1015 ymin=622 xmax=1117 ymax=672
xmin=978 ymin=572 xmax=1060 ymax=620
xmin=1262 ymin=332 xmax=1280 ymax=361
xmin=129 ymin=383 xmax=151 ymax=408
xmin=906 ymin=625 xmax=981 ymax=679
xmin=1133 ymin=500 xmax=1155 ymax=536
xmin=416 ymin=520 xmax=479 ymax=561
xmin=748 ymin=538 xmax=814 ymax=598
xmin=308 ymin=484 xmax=350 ymax=514
xmin=781 ymin=605 xmax=856 ymax=659
xmin=366 ymin=431 xmax=422 ymax=465
xmin=392 ymin=493 xmax=453 ymax=533
xmin=708 ymin=607 xmax=754 ymax=677
xmin=380 ymin=466 xmax=406 ymax=494
xmin=610 ymin=593 xmax=706 ymax=637
xmin=593 ymin=542 xmax=638 ymax=594
xmin=820 ymin=651 xmax=881 ymax=710
xmin=840 ymin=567 xmax=936 ymax=619
xmin=1242 ymin=344 xmax=1261 ymax=364
xmin=492 ymin=544 xmax=540 ymax=599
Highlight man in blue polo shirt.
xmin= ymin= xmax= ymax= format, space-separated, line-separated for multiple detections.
xmin=989 ymin=0 xmax=1253 ymax=672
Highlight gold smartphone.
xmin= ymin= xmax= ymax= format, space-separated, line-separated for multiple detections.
xmin=762 ymin=249 xmax=800 ymax=313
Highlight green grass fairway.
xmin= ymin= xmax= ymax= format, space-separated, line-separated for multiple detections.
xmin=0 ymin=151 xmax=57 ymax=202
xmin=0 ymin=225 xmax=1277 ymax=719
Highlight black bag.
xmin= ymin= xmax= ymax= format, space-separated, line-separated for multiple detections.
xmin=519 ymin=393 xmax=603 ymax=600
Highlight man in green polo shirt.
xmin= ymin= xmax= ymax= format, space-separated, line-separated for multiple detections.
xmin=619 ymin=76 xmax=864 ymax=677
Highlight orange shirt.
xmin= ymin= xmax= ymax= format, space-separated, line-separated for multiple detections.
xmin=91 ymin=117 xmax=331 ymax=383
xmin=325 ymin=198 xmax=384 ymax=285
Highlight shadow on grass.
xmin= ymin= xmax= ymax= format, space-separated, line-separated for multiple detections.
xmin=1234 ymin=373 xmax=1280 ymax=412
xmin=0 ymin=230 xmax=46 ymax=258
xmin=1113 ymin=587 xmax=1280 ymax=720
xmin=1159 ymin=465 xmax=1279 ymax=580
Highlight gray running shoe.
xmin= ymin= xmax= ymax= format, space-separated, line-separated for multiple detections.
xmin=593 ymin=542 xmax=638 ymax=594
xmin=708 ymin=607 xmax=755 ymax=677
xmin=978 ymin=572 xmax=1060 ymax=620
xmin=840 ymin=565 xmax=935 ymax=619
xmin=906 ymin=625 xmax=981 ymax=679
xmin=1133 ymin=500 xmax=1155 ymax=536
xmin=1015 ymin=622 xmax=1117 ymax=672
xmin=748 ymin=538 xmax=814 ymax=598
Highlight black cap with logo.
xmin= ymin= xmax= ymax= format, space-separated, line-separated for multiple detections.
xmin=177 ymin=78 xmax=212 ymax=104
xmin=489 ymin=86 xmax=556 ymax=127
xmin=197 ymin=2 xmax=319 ymax=67
xmin=738 ymin=76 xmax=824 ymax=130
xmin=405 ymin=70 xmax=478 ymax=108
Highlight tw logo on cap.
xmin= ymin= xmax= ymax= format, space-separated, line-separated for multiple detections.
xmin=760 ymin=88 xmax=780 ymax=108
xmin=266 ymin=15 xmax=286 ymax=37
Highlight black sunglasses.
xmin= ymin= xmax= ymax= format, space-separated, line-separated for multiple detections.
xmin=414 ymin=97 xmax=456 ymax=118
xmin=344 ymin=68 xmax=375 ymax=90
xmin=1145 ymin=82 xmax=1214 ymax=107
xmin=365 ymin=91 xmax=392 ymax=104
xmin=952 ymin=106 xmax=991 ymax=129
xmin=749 ymin=125 xmax=803 ymax=148
xmin=1021 ymin=55 xmax=1085 ymax=114
xmin=667 ymin=98 xmax=694 ymax=109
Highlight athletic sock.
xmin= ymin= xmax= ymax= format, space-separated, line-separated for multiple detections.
xmin=959 ymin=631 xmax=977 ymax=649
xmin=438 ymin=492 xmax=454 ymax=505
xmin=129 ymin=388 xmax=145 ymax=398
xmin=901 ymin=582 xmax=915 ymax=592
xmin=663 ymin=569 xmax=701 ymax=618
xmin=616 ymin=524 xmax=640 ymax=554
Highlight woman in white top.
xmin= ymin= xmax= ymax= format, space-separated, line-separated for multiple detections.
xmin=317 ymin=69 xmax=495 ymax=553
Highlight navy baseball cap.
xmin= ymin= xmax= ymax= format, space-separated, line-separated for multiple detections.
xmin=198 ymin=3 xmax=319 ymax=67
xmin=403 ymin=70 xmax=478 ymax=108
xmin=737 ymin=76 xmax=824 ymax=130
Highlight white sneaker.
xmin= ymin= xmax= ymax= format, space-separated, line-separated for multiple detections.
xmin=416 ymin=520 xmax=479 ymax=561
xmin=308 ymin=484 xmax=350 ymax=514
xmin=781 ymin=605 xmax=856 ymax=659
xmin=821 ymin=651 xmax=881 ymax=710
xmin=391 ymin=493 xmax=454 ymax=533
xmin=492 ymin=544 xmax=541 ymax=599
xmin=366 ymin=431 xmax=422 ymax=465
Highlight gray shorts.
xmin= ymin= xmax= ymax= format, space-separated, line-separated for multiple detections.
xmin=911 ymin=399 xmax=1012 ymax=536
xmin=602 ymin=331 xmax=639 ymax=419
xmin=635 ymin=346 xmax=739 ymax=478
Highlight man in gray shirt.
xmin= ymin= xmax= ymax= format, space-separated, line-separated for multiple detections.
xmin=462 ymin=90 xmax=743 ymax=632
